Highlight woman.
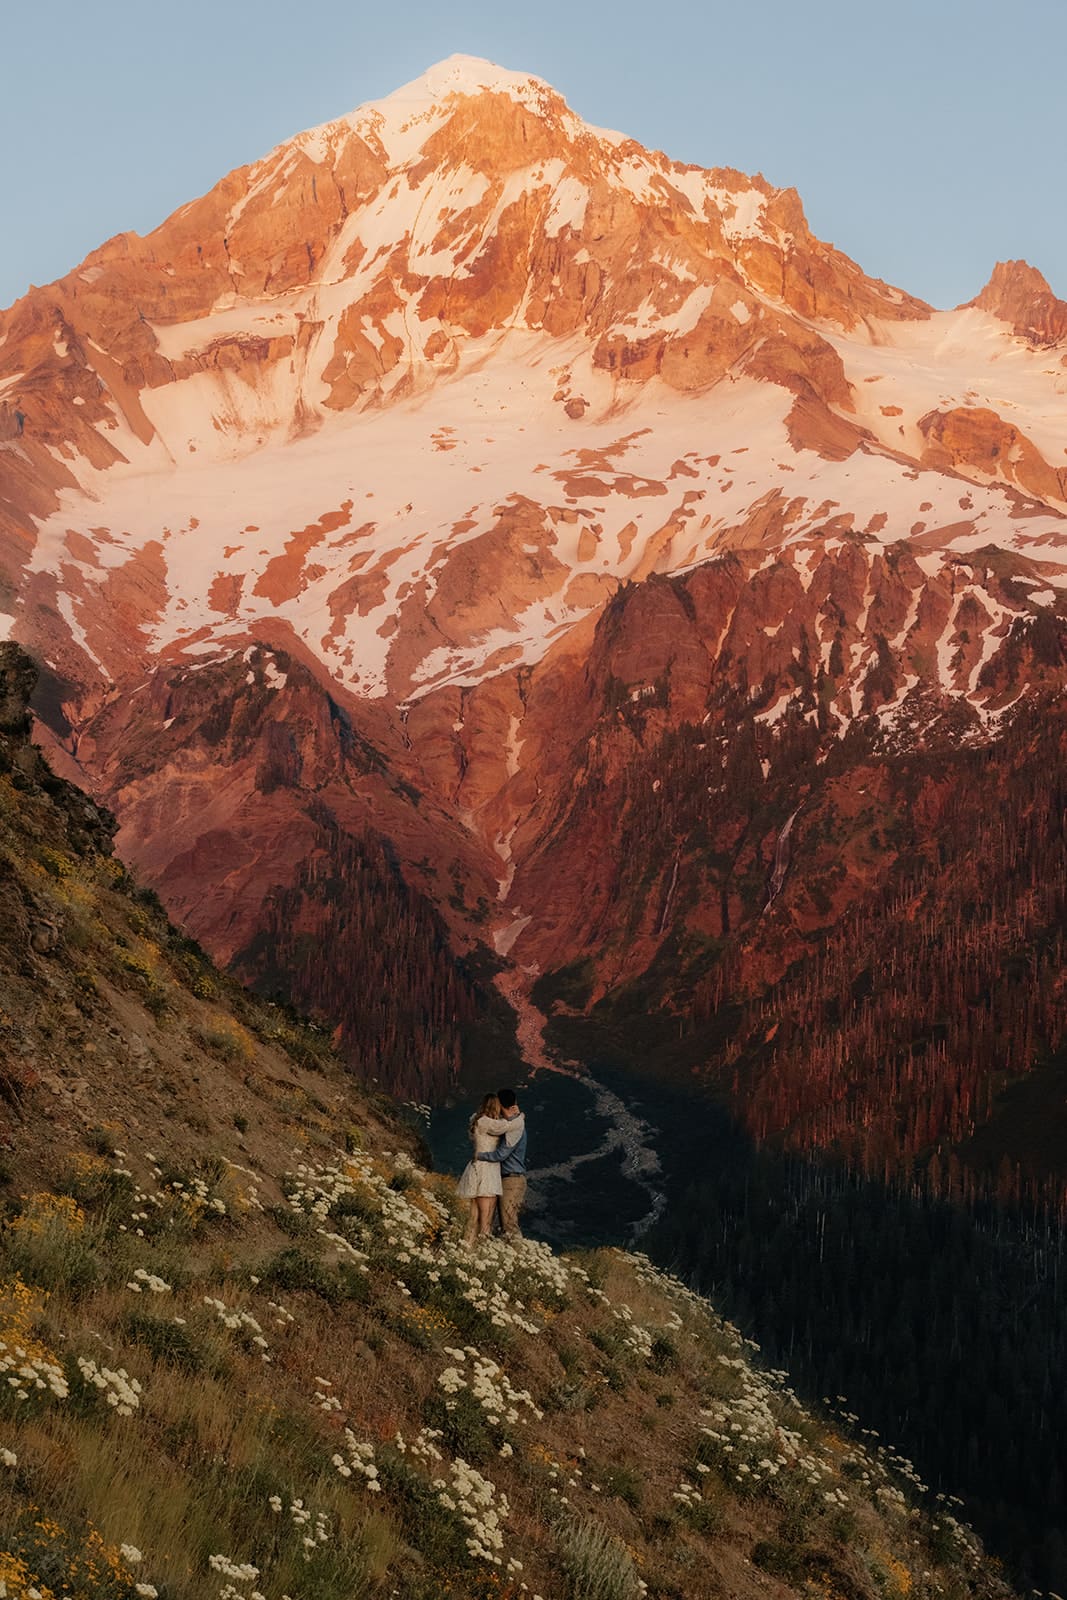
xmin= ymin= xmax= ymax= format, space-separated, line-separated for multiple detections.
xmin=456 ymin=1093 xmax=515 ymax=1246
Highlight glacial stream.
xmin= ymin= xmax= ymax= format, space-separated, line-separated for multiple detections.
xmin=425 ymin=1065 xmax=668 ymax=1250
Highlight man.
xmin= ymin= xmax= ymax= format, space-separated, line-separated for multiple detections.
xmin=476 ymin=1087 xmax=527 ymax=1239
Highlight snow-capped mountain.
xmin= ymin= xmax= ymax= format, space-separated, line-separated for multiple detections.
xmin=3 ymin=54 xmax=1065 ymax=705
xmin=3 ymin=56 xmax=1067 ymax=1162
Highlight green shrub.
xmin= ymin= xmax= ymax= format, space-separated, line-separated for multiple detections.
xmin=388 ymin=1309 xmax=436 ymax=1352
xmin=37 ymin=847 xmax=75 ymax=879
xmin=2 ymin=1200 xmax=101 ymax=1296
xmin=679 ymin=1496 xmax=723 ymax=1536
xmin=123 ymin=1310 xmax=210 ymax=1374
xmin=143 ymin=987 xmax=169 ymax=1018
xmin=425 ymin=1277 xmax=501 ymax=1349
xmin=259 ymin=1247 xmax=333 ymax=1297
xmin=751 ymin=1539 xmax=806 ymax=1581
xmin=828 ymin=1508 xmax=858 ymax=1545
xmin=258 ymin=1248 xmax=368 ymax=1307
xmin=555 ymin=1340 xmax=583 ymax=1373
xmin=377 ymin=1450 xmax=473 ymax=1569
xmin=2 ymin=1503 xmax=148 ymax=1599
xmin=192 ymin=1024 xmax=246 ymax=1063
xmin=602 ymin=1363 xmax=626 ymax=1394
xmin=545 ymin=1379 xmax=597 ymax=1414
xmin=54 ymin=1162 xmax=133 ymax=1215
xmin=648 ymin=1335 xmax=678 ymax=1374
xmin=267 ymin=1203 xmax=311 ymax=1238
xmin=422 ymin=1389 xmax=502 ymax=1467
xmin=600 ymin=1464 xmax=642 ymax=1509
xmin=327 ymin=1191 xmax=376 ymax=1223
xmin=556 ymin=1515 xmax=645 ymax=1600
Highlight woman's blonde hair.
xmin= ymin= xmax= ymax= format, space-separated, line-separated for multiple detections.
xmin=470 ymin=1092 xmax=502 ymax=1134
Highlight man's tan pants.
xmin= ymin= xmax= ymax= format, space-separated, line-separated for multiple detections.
xmin=500 ymin=1175 xmax=526 ymax=1238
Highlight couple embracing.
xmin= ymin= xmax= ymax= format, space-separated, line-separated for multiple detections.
xmin=456 ymin=1088 xmax=527 ymax=1247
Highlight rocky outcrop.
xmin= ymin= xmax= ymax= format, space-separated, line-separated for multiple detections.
xmin=967 ymin=259 xmax=1067 ymax=349
xmin=918 ymin=405 xmax=1067 ymax=507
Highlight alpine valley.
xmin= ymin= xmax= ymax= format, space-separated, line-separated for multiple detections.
xmin=3 ymin=53 xmax=1067 ymax=1592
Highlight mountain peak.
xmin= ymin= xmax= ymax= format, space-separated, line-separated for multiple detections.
xmin=339 ymin=53 xmax=570 ymax=136
xmin=284 ymin=53 xmax=587 ymax=172
xmin=380 ymin=53 xmax=557 ymax=105
xmin=966 ymin=258 xmax=1067 ymax=347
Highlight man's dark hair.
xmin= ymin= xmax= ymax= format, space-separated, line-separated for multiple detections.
xmin=498 ymin=1088 xmax=517 ymax=1109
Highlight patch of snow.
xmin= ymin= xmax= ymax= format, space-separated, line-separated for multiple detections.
xmin=150 ymin=297 xmax=308 ymax=361
xmin=494 ymin=822 xmax=519 ymax=902
xmin=966 ymin=604 xmax=1012 ymax=698
xmin=55 ymin=588 xmax=106 ymax=676
xmin=708 ymin=187 xmax=770 ymax=242
xmin=407 ymin=165 xmax=493 ymax=274
xmin=756 ymin=690 xmax=795 ymax=726
xmin=493 ymin=910 xmax=532 ymax=957
xmin=654 ymin=167 xmax=713 ymax=218
xmin=293 ymin=124 xmax=337 ymax=166
xmin=625 ymin=284 xmax=714 ymax=340
xmin=502 ymin=713 xmax=524 ymax=780
xmin=651 ymin=251 xmax=697 ymax=285
xmin=610 ymin=152 xmax=657 ymax=205
xmin=312 ymin=56 xmax=588 ymax=172
xmin=543 ymin=176 xmax=589 ymax=238
xmin=825 ymin=306 xmax=1067 ymax=471
xmin=934 ymin=600 xmax=965 ymax=691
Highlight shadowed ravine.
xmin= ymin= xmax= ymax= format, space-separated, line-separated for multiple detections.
xmin=427 ymin=977 xmax=667 ymax=1246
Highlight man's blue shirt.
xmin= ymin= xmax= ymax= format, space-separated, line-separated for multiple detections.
xmin=477 ymin=1116 xmax=527 ymax=1176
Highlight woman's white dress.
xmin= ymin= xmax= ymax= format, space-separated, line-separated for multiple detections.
xmin=456 ymin=1114 xmax=523 ymax=1199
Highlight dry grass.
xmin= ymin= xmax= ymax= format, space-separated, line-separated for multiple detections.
xmin=0 ymin=1142 xmax=1017 ymax=1600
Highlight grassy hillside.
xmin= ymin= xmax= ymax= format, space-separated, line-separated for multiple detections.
xmin=0 ymin=644 xmax=1016 ymax=1600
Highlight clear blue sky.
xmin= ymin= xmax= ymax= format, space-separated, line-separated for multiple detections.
xmin=3 ymin=0 xmax=1064 ymax=312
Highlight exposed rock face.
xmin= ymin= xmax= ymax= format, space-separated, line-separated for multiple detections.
xmin=967 ymin=260 xmax=1067 ymax=349
xmin=3 ymin=56 xmax=1067 ymax=1143
xmin=918 ymin=405 xmax=1067 ymax=507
